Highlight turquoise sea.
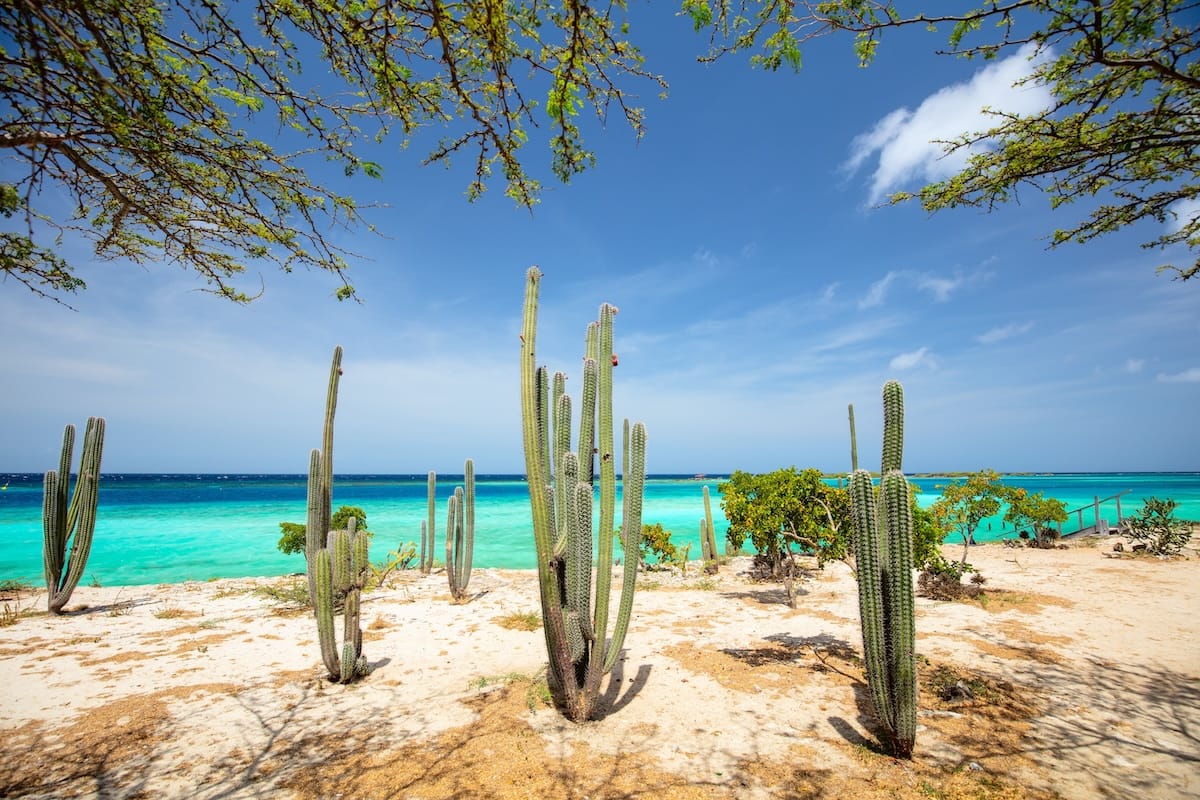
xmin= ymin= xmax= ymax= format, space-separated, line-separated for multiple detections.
xmin=1 ymin=472 xmax=1197 ymax=587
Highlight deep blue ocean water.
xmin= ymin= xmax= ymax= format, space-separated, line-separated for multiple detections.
xmin=2 ymin=472 xmax=1197 ymax=586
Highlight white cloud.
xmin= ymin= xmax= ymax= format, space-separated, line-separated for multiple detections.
xmin=889 ymin=347 xmax=936 ymax=370
xmin=1167 ymin=198 xmax=1200 ymax=234
xmin=1156 ymin=367 xmax=1200 ymax=383
xmin=859 ymin=271 xmax=902 ymax=309
xmin=859 ymin=268 xmax=989 ymax=308
xmin=916 ymin=272 xmax=968 ymax=302
xmin=845 ymin=43 xmax=1053 ymax=204
xmin=1124 ymin=359 xmax=1145 ymax=374
xmin=976 ymin=321 xmax=1034 ymax=344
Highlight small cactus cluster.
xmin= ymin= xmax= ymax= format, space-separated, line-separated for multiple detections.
xmin=848 ymin=380 xmax=917 ymax=758
xmin=42 ymin=417 xmax=106 ymax=614
xmin=445 ymin=459 xmax=476 ymax=602
xmin=313 ymin=515 xmax=370 ymax=682
xmin=700 ymin=485 xmax=719 ymax=573
xmin=520 ymin=267 xmax=647 ymax=722
xmin=304 ymin=345 xmax=368 ymax=683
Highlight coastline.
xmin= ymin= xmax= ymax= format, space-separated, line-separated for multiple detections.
xmin=2 ymin=538 xmax=1197 ymax=799
xmin=3 ymin=471 xmax=1198 ymax=587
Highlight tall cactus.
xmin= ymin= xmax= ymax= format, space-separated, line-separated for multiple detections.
xmin=421 ymin=470 xmax=436 ymax=574
xmin=848 ymin=380 xmax=917 ymax=758
xmin=520 ymin=267 xmax=648 ymax=722
xmin=306 ymin=346 xmax=342 ymax=605
xmin=701 ymin=485 xmax=720 ymax=572
xmin=313 ymin=516 xmax=371 ymax=682
xmin=446 ymin=458 xmax=476 ymax=601
xmin=42 ymin=417 xmax=105 ymax=614
xmin=303 ymin=345 xmax=369 ymax=683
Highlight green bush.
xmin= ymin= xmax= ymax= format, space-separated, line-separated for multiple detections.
xmin=277 ymin=505 xmax=369 ymax=558
xmin=720 ymin=467 xmax=850 ymax=571
xmin=639 ymin=522 xmax=679 ymax=568
xmin=1124 ymin=497 xmax=1192 ymax=557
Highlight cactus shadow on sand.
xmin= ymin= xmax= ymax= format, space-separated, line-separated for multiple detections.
xmin=718 ymin=583 xmax=810 ymax=606
xmin=595 ymin=651 xmax=652 ymax=719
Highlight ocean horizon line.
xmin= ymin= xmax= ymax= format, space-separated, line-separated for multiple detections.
xmin=4 ymin=470 xmax=1198 ymax=480
xmin=2 ymin=471 xmax=1197 ymax=586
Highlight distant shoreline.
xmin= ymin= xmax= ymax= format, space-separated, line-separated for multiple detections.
xmin=2 ymin=470 xmax=1197 ymax=480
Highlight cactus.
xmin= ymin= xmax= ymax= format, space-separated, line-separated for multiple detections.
xmin=313 ymin=516 xmax=371 ymax=682
xmin=520 ymin=267 xmax=648 ymax=722
xmin=42 ymin=417 xmax=105 ymax=614
xmin=701 ymin=485 xmax=719 ymax=573
xmin=306 ymin=346 xmax=342 ymax=605
xmin=848 ymin=403 xmax=858 ymax=472
xmin=303 ymin=345 xmax=368 ymax=683
xmin=848 ymin=380 xmax=917 ymax=758
xmin=422 ymin=470 xmax=437 ymax=574
xmin=445 ymin=459 xmax=476 ymax=602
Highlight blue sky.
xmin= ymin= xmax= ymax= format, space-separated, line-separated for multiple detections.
xmin=2 ymin=7 xmax=1197 ymax=474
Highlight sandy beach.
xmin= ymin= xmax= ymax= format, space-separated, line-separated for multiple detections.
xmin=1 ymin=537 xmax=1197 ymax=799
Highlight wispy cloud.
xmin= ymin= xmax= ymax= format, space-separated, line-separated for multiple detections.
xmin=917 ymin=271 xmax=978 ymax=302
xmin=976 ymin=321 xmax=1034 ymax=344
xmin=859 ymin=268 xmax=990 ymax=308
xmin=859 ymin=271 xmax=902 ymax=309
xmin=1156 ymin=367 xmax=1200 ymax=383
xmin=889 ymin=347 xmax=936 ymax=370
xmin=1124 ymin=359 xmax=1145 ymax=374
xmin=844 ymin=42 xmax=1052 ymax=204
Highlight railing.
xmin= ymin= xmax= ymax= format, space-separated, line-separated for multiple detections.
xmin=1007 ymin=490 xmax=1135 ymax=539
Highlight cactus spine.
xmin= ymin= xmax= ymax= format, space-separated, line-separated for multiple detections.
xmin=701 ymin=485 xmax=719 ymax=572
xmin=446 ymin=459 xmax=476 ymax=601
xmin=314 ymin=516 xmax=370 ymax=682
xmin=849 ymin=380 xmax=917 ymax=758
xmin=520 ymin=267 xmax=648 ymax=722
xmin=421 ymin=471 xmax=436 ymax=574
xmin=42 ymin=417 xmax=105 ymax=614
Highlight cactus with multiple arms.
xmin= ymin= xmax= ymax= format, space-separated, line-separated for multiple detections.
xmin=445 ymin=459 xmax=476 ymax=601
xmin=520 ymin=267 xmax=648 ymax=722
xmin=313 ymin=516 xmax=370 ymax=682
xmin=306 ymin=346 xmax=342 ymax=604
xmin=304 ymin=345 xmax=367 ymax=682
xmin=848 ymin=380 xmax=917 ymax=758
xmin=43 ymin=417 xmax=105 ymax=614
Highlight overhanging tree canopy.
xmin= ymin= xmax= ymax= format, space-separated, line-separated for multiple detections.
xmin=0 ymin=0 xmax=664 ymax=303
xmin=3 ymin=0 xmax=1195 ymax=305
xmin=695 ymin=0 xmax=1199 ymax=280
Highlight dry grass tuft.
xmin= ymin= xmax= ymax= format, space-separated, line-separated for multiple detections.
xmin=493 ymin=611 xmax=541 ymax=631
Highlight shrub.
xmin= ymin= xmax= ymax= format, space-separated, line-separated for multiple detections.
xmin=720 ymin=467 xmax=851 ymax=575
xmin=278 ymin=505 xmax=370 ymax=557
xmin=917 ymin=561 xmax=986 ymax=601
xmin=1124 ymin=498 xmax=1193 ymax=557
xmin=639 ymin=522 xmax=679 ymax=569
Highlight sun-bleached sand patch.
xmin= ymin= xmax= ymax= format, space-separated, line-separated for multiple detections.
xmin=1 ymin=543 xmax=1197 ymax=799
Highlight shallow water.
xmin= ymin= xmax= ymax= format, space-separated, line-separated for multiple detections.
xmin=2 ymin=472 xmax=1197 ymax=586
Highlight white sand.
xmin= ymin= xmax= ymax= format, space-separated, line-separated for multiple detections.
xmin=1 ymin=539 xmax=1197 ymax=799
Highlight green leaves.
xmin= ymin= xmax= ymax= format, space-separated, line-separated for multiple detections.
xmin=2 ymin=0 xmax=668 ymax=303
xmin=719 ymin=467 xmax=850 ymax=565
xmin=685 ymin=0 xmax=1199 ymax=280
